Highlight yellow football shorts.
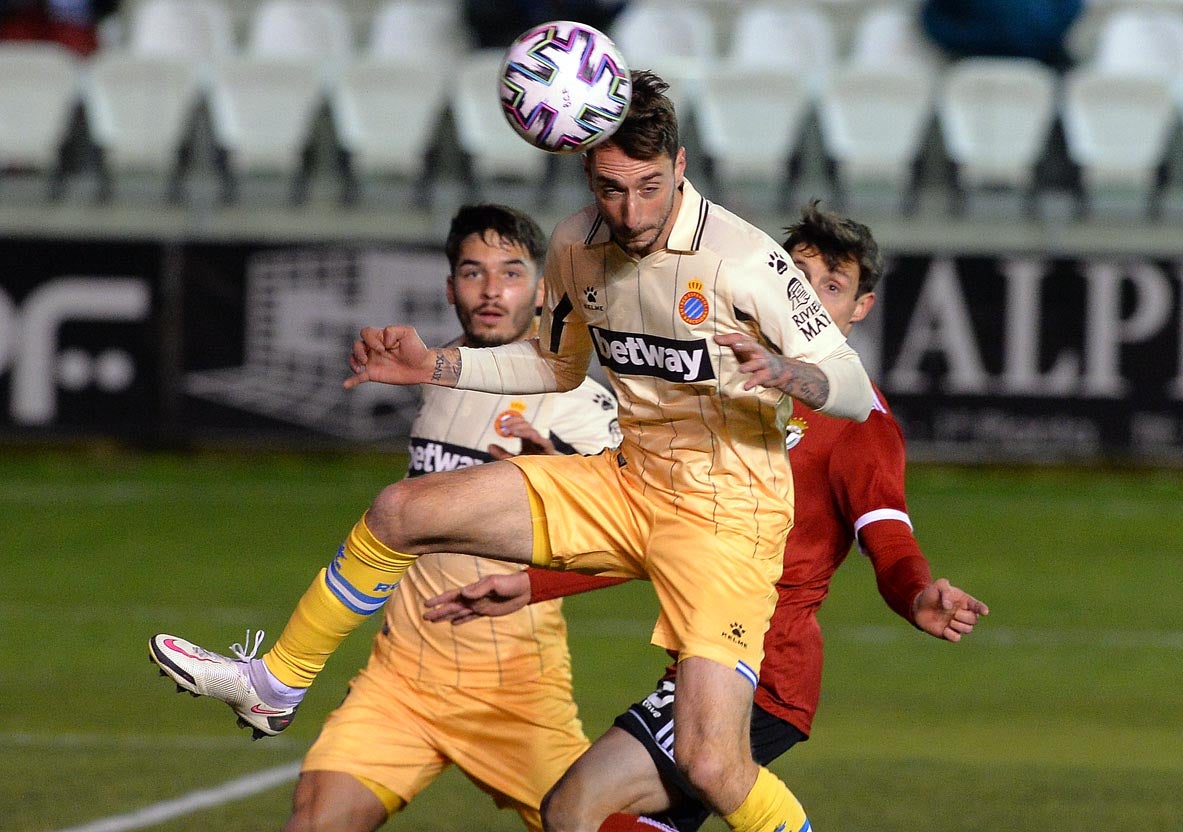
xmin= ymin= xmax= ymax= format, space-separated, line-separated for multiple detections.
xmin=508 ymin=447 xmax=786 ymax=681
xmin=301 ymin=653 xmax=589 ymax=831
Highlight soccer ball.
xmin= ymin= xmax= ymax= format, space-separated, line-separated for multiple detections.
xmin=498 ymin=20 xmax=632 ymax=154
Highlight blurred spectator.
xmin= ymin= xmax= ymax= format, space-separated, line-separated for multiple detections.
xmin=920 ymin=0 xmax=1084 ymax=69
xmin=0 ymin=0 xmax=117 ymax=54
xmin=465 ymin=0 xmax=628 ymax=49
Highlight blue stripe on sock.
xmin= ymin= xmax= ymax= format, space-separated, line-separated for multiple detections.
xmin=325 ymin=559 xmax=391 ymax=615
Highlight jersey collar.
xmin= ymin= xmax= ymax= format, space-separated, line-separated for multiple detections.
xmin=664 ymin=179 xmax=708 ymax=255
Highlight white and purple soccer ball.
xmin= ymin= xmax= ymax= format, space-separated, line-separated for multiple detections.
xmin=498 ymin=20 xmax=632 ymax=154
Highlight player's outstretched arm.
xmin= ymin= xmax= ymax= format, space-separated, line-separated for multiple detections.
xmin=911 ymin=578 xmax=989 ymax=643
xmin=424 ymin=572 xmax=532 ymax=625
xmin=424 ymin=570 xmax=630 ymax=624
xmin=343 ymin=325 xmax=461 ymax=389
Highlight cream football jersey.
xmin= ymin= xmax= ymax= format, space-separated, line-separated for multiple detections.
xmin=538 ymin=179 xmax=854 ymax=525
xmin=378 ymin=375 xmax=620 ymax=687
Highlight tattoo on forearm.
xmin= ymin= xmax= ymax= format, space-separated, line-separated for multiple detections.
xmin=774 ymin=357 xmax=829 ymax=409
xmin=432 ymin=348 xmax=462 ymax=385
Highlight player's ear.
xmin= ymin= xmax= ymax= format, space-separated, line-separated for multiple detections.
xmin=445 ymin=275 xmax=457 ymax=306
xmin=531 ymin=274 xmax=545 ymax=308
xmin=850 ymin=291 xmax=875 ymax=325
xmin=674 ymin=147 xmax=686 ymax=187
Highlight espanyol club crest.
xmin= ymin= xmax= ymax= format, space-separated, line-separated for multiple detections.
xmin=679 ymin=280 xmax=709 ymax=325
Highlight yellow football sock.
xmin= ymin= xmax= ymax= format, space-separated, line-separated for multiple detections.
xmin=722 ymin=767 xmax=810 ymax=832
xmin=263 ymin=516 xmax=417 ymax=688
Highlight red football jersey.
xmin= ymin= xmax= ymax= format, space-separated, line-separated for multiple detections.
xmin=755 ymin=384 xmax=928 ymax=734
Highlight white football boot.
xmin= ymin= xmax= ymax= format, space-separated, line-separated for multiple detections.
xmin=148 ymin=631 xmax=298 ymax=739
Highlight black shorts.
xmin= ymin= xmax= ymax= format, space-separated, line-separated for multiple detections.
xmin=612 ymin=678 xmax=807 ymax=832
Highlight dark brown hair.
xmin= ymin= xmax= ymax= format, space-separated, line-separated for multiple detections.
xmin=444 ymin=203 xmax=547 ymax=273
xmin=590 ymin=69 xmax=680 ymax=161
xmin=784 ymin=200 xmax=883 ymax=296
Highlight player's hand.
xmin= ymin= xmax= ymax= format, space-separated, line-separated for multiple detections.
xmin=912 ymin=578 xmax=989 ymax=642
xmin=423 ymin=572 xmax=532 ymax=625
xmin=344 ymin=325 xmax=437 ymax=389
xmin=715 ymin=332 xmax=830 ymax=408
xmin=489 ymin=412 xmax=557 ymax=459
xmin=714 ymin=332 xmax=802 ymax=392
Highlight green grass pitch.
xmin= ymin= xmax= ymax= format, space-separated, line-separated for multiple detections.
xmin=2 ymin=449 xmax=1181 ymax=831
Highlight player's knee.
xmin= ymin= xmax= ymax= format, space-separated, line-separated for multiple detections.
xmin=540 ymin=775 xmax=597 ymax=832
xmin=283 ymin=773 xmax=388 ymax=832
xmin=367 ymin=480 xmax=420 ymax=548
xmin=673 ymin=740 xmax=730 ymax=801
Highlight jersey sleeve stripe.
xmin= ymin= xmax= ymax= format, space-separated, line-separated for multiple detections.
xmin=853 ymin=508 xmax=913 ymax=537
xmin=550 ymin=293 xmax=573 ymax=354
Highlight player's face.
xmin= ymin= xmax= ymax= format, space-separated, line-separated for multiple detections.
xmin=584 ymin=143 xmax=687 ymax=259
xmin=447 ymin=231 xmax=544 ymax=348
xmin=790 ymin=244 xmax=875 ymax=336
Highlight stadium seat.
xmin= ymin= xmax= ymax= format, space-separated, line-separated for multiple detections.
xmin=329 ymin=57 xmax=451 ymax=203
xmin=82 ymin=51 xmax=204 ymax=201
xmin=696 ymin=67 xmax=812 ymax=203
xmin=849 ymin=2 xmax=944 ymax=72
xmin=450 ymin=50 xmax=549 ymax=191
xmin=1061 ymin=67 xmax=1177 ymax=217
xmin=610 ymin=0 xmax=717 ymax=104
xmin=1093 ymin=6 xmax=1183 ymax=102
xmin=247 ymin=0 xmax=353 ymax=72
xmin=817 ymin=62 xmax=938 ymax=212
xmin=205 ymin=56 xmax=326 ymax=203
xmin=724 ymin=2 xmax=837 ymax=93
xmin=368 ymin=0 xmax=468 ymax=61
xmin=127 ymin=0 xmax=235 ymax=61
xmin=0 ymin=42 xmax=80 ymax=199
xmin=937 ymin=57 xmax=1058 ymax=213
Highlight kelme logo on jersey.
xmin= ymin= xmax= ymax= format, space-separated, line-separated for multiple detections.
xmin=407 ymin=437 xmax=492 ymax=475
xmin=723 ymin=621 xmax=749 ymax=649
xmin=678 ymin=279 xmax=709 ymax=325
xmin=589 ymin=325 xmax=715 ymax=383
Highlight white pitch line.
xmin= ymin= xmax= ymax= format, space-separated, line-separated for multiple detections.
xmin=48 ymin=761 xmax=301 ymax=832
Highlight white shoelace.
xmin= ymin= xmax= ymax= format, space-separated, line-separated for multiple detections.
xmin=229 ymin=629 xmax=266 ymax=661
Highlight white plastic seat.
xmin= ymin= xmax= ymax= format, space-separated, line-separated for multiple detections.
xmin=849 ymin=3 xmax=943 ymax=72
xmin=127 ymin=0 xmax=235 ymax=61
xmin=451 ymin=50 xmax=549 ymax=183
xmin=1062 ymin=67 xmax=1176 ymax=205
xmin=0 ymin=43 xmax=79 ymax=181
xmin=368 ymin=0 xmax=467 ymax=62
xmin=938 ymin=57 xmax=1058 ymax=189
xmin=206 ymin=56 xmax=325 ymax=196
xmin=247 ymin=0 xmax=353 ymax=71
xmin=330 ymin=57 xmax=449 ymax=179
xmin=1093 ymin=8 xmax=1183 ymax=103
xmin=817 ymin=63 xmax=937 ymax=203
xmin=724 ymin=2 xmax=837 ymax=93
xmin=611 ymin=1 xmax=717 ymax=99
xmin=83 ymin=52 xmax=203 ymax=176
xmin=696 ymin=67 xmax=811 ymax=187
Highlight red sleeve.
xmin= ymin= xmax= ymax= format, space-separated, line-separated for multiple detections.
xmin=527 ymin=568 xmax=630 ymax=604
xmin=859 ymin=523 xmax=932 ymax=626
xmin=827 ymin=398 xmax=931 ymax=625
